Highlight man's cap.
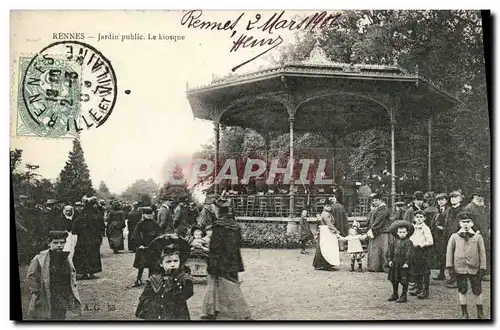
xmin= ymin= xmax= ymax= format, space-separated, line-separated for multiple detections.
xmin=395 ymin=201 xmax=406 ymax=207
xmin=74 ymin=201 xmax=83 ymax=206
xmin=413 ymin=191 xmax=424 ymax=200
xmin=46 ymin=199 xmax=57 ymax=205
xmin=141 ymin=206 xmax=154 ymax=215
xmin=47 ymin=230 xmax=68 ymax=241
xmin=435 ymin=192 xmax=448 ymax=200
xmin=370 ymin=192 xmax=382 ymax=200
xmin=414 ymin=210 xmax=425 ymax=217
xmin=63 ymin=205 xmax=73 ymax=212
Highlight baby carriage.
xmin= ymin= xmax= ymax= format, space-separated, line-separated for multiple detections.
xmin=185 ymin=226 xmax=210 ymax=284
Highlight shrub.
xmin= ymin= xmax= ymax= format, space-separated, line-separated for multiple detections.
xmin=240 ymin=223 xmax=316 ymax=249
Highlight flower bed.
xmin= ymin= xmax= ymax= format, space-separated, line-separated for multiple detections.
xmin=240 ymin=223 xmax=316 ymax=249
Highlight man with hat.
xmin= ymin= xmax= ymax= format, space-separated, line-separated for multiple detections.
xmin=157 ymin=194 xmax=175 ymax=234
xmin=173 ymin=195 xmax=190 ymax=238
xmin=26 ymin=230 xmax=81 ymax=320
xmin=197 ymin=194 xmax=217 ymax=230
xmin=393 ymin=202 xmax=406 ymax=222
xmin=446 ymin=212 xmax=487 ymax=319
xmin=444 ymin=190 xmax=465 ymax=288
xmin=130 ymin=206 xmax=161 ymax=287
xmin=366 ymin=192 xmax=392 ymax=273
xmin=126 ymin=202 xmax=142 ymax=252
xmin=403 ymin=191 xmax=425 ymax=223
xmin=464 ymin=188 xmax=490 ymax=281
xmin=431 ymin=192 xmax=450 ymax=281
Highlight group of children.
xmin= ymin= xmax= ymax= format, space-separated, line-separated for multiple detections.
xmin=25 ymin=205 xmax=487 ymax=320
xmin=299 ymin=206 xmax=488 ymax=319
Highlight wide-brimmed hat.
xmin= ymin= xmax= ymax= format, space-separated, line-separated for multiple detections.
xmin=389 ymin=220 xmax=415 ymax=236
xmin=148 ymin=234 xmax=191 ymax=265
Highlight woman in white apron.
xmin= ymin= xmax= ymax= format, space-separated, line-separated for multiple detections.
xmin=313 ymin=199 xmax=341 ymax=271
xmin=62 ymin=205 xmax=77 ymax=259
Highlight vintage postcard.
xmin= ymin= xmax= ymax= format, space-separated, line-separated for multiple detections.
xmin=10 ymin=10 xmax=491 ymax=321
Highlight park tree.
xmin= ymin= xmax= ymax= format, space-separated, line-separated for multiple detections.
xmin=159 ymin=164 xmax=191 ymax=201
xmin=96 ymin=180 xmax=114 ymax=200
xmin=55 ymin=139 xmax=95 ymax=204
xmin=121 ymin=178 xmax=159 ymax=203
xmin=11 ymin=149 xmax=56 ymax=204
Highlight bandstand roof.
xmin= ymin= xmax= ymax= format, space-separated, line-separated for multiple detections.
xmin=186 ymin=42 xmax=461 ymax=138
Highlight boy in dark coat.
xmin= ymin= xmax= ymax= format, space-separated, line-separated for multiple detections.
xmin=298 ymin=207 xmax=314 ymax=254
xmin=131 ymin=207 xmax=161 ymax=287
xmin=446 ymin=212 xmax=487 ymax=319
xmin=431 ymin=193 xmax=449 ymax=280
xmin=386 ymin=220 xmax=414 ymax=303
xmin=135 ymin=234 xmax=193 ymax=320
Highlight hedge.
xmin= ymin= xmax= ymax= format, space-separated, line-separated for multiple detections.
xmin=240 ymin=223 xmax=316 ymax=249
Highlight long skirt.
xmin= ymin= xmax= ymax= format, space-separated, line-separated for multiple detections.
xmin=107 ymin=227 xmax=124 ymax=251
xmin=133 ymin=247 xmax=151 ymax=269
xmin=73 ymin=235 xmax=102 ymax=275
xmin=312 ymin=225 xmax=340 ymax=269
xmin=367 ymin=233 xmax=390 ymax=272
xmin=201 ymin=274 xmax=251 ymax=320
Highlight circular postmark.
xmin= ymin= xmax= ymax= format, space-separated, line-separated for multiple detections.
xmin=20 ymin=41 xmax=117 ymax=138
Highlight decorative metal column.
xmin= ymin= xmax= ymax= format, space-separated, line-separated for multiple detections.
xmin=427 ymin=116 xmax=433 ymax=192
xmin=289 ymin=116 xmax=295 ymax=224
xmin=214 ymin=120 xmax=220 ymax=194
xmin=390 ymin=109 xmax=397 ymax=210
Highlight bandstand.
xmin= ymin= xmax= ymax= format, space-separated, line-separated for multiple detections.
xmin=186 ymin=40 xmax=460 ymax=229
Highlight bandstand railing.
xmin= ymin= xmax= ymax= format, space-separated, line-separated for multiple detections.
xmin=226 ymin=193 xmax=405 ymax=220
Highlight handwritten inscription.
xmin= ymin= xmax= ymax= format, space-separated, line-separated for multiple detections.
xmin=180 ymin=10 xmax=343 ymax=71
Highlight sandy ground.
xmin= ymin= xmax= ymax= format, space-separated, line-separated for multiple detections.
xmin=17 ymin=240 xmax=491 ymax=321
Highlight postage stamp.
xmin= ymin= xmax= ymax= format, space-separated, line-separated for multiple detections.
xmin=17 ymin=41 xmax=117 ymax=138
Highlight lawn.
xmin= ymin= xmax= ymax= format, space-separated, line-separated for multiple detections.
xmin=16 ymin=241 xmax=491 ymax=321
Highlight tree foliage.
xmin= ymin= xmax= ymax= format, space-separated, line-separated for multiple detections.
xmin=121 ymin=178 xmax=160 ymax=203
xmin=196 ymin=10 xmax=490 ymax=196
xmin=11 ymin=149 xmax=56 ymax=205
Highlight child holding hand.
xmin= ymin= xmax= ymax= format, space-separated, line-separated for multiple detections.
xmin=337 ymin=221 xmax=367 ymax=272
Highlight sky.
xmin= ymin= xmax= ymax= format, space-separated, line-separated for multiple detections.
xmin=10 ymin=10 xmax=318 ymax=193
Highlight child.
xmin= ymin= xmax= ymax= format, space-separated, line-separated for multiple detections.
xmin=135 ymin=234 xmax=194 ymax=320
xmin=386 ymin=220 xmax=414 ymax=303
xmin=190 ymin=227 xmax=209 ymax=253
xmin=446 ymin=212 xmax=487 ymax=319
xmin=337 ymin=221 xmax=367 ymax=272
xmin=409 ymin=210 xmax=434 ymax=299
xmin=298 ymin=208 xmax=314 ymax=254
xmin=26 ymin=231 xmax=81 ymax=320
xmin=131 ymin=207 xmax=161 ymax=287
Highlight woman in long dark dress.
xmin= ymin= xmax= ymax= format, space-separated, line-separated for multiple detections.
xmin=106 ymin=202 xmax=126 ymax=254
xmin=198 ymin=195 xmax=251 ymax=320
xmin=72 ymin=197 xmax=105 ymax=279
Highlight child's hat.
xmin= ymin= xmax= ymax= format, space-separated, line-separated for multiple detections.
xmin=148 ymin=234 xmax=191 ymax=264
xmin=389 ymin=220 xmax=414 ymax=236
xmin=457 ymin=212 xmax=475 ymax=222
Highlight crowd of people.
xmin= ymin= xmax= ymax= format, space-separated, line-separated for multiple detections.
xmin=300 ymin=188 xmax=490 ymax=319
xmin=15 ymin=184 xmax=490 ymax=320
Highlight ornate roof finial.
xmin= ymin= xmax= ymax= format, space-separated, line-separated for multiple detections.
xmin=303 ymin=29 xmax=331 ymax=65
